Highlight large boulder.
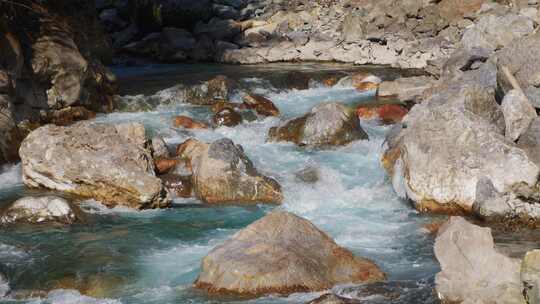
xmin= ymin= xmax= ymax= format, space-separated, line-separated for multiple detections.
xmin=434 ymin=217 xmax=524 ymax=304
xmin=383 ymin=65 xmax=539 ymax=213
xmin=522 ymin=250 xmax=540 ymax=304
xmin=377 ymin=76 xmax=438 ymax=103
xmin=194 ymin=212 xmax=385 ymax=296
xmin=177 ymin=138 xmax=282 ymax=204
xmin=268 ymin=102 xmax=368 ymax=148
xmin=0 ymin=196 xmax=81 ymax=225
xmin=20 ymin=121 xmax=170 ymax=209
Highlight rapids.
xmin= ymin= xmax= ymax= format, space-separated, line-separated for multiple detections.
xmin=0 ymin=64 xmax=440 ymax=304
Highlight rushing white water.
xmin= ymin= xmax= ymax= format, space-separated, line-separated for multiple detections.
xmin=0 ymin=73 xmax=438 ymax=304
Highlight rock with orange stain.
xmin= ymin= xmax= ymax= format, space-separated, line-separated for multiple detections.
xmin=356 ymin=104 xmax=408 ymax=124
xmin=173 ymin=115 xmax=208 ymax=129
xmin=243 ymin=94 xmax=280 ymax=117
xmin=154 ymin=158 xmax=179 ymax=174
xmin=194 ymin=211 xmax=385 ymax=297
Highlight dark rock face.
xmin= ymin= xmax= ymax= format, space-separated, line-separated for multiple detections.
xmin=0 ymin=0 xmax=116 ymax=165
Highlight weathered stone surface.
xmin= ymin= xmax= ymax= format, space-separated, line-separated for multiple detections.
xmin=20 ymin=121 xmax=170 ymax=209
xmin=154 ymin=158 xmax=179 ymax=175
xmin=177 ymin=138 xmax=282 ymax=204
xmin=522 ymin=250 xmax=540 ymax=304
xmin=0 ymin=196 xmax=80 ymax=225
xmin=159 ymin=173 xmax=192 ymax=198
xmin=377 ymin=76 xmax=437 ymax=103
xmin=356 ymin=104 xmax=408 ymax=124
xmin=501 ymin=90 xmax=537 ymax=141
xmin=243 ymin=94 xmax=280 ymax=117
xmin=518 ymin=117 xmax=540 ymax=166
xmin=435 ymin=217 xmax=524 ymax=304
xmin=383 ymin=66 xmax=538 ymax=213
xmin=195 ymin=212 xmax=385 ymax=296
xmin=151 ymin=135 xmax=170 ymax=159
xmin=268 ymin=102 xmax=368 ymax=147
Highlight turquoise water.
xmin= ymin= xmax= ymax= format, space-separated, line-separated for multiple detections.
xmin=0 ymin=65 xmax=440 ymax=304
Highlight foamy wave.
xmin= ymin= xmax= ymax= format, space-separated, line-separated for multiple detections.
xmin=0 ymin=163 xmax=22 ymax=190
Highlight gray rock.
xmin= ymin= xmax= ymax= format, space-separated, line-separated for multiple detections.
xmin=522 ymin=250 xmax=540 ymax=304
xmin=524 ymin=86 xmax=540 ymax=109
xmin=151 ymin=135 xmax=170 ymax=159
xmin=435 ymin=217 xmax=524 ymax=304
xmin=194 ymin=212 xmax=385 ymax=296
xmin=461 ymin=13 xmax=533 ymax=52
xmin=383 ymin=66 xmax=538 ymax=213
xmin=20 ymin=121 xmax=170 ymax=209
xmin=0 ymin=196 xmax=80 ymax=225
xmin=342 ymin=13 xmax=366 ymax=42
xmin=212 ymin=4 xmax=240 ymax=20
xmin=518 ymin=117 xmax=540 ymax=165
xmin=295 ymin=166 xmax=320 ymax=184
xmin=268 ymin=102 xmax=368 ymax=148
xmin=194 ymin=18 xmax=243 ymax=41
xmin=177 ymin=138 xmax=283 ymax=204
xmin=502 ymin=89 xmax=537 ymax=142
xmin=377 ymin=76 xmax=437 ymax=103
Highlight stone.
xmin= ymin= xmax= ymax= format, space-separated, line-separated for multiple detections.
xmin=461 ymin=13 xmax=533 ymax=52
xmin=268 ymin=102 xmax=368 ymax=148
xmin=435 ymin=217 xmax=524 ymax=304
xmin=356 ymin=103 xmax=408 ymax=124
xmin=45 ymin=107 xmax=96 ymax=126
xmin=377 ymin=76 xmax=437 ymax=103
xmin=501 ymin=89 xmax=537 ymax=141
xmin=0 ymin=273 xmax=9 ymax=298
xmin=154 ymin=158 xmax=179 ymax=175
xmin=383 ymin=66 xmax=538 ymax=213
xmin=151 ymin=135 xmax=170 ymax=159
xmin=524 ymin=86 xmax=540 ymax=109
xmin=173 ymin=115 xmax=208 ymax=129
xmin=213 ymin=108 xmax=243 ymax=127
xmin=0 ymin=196 xmax=80 ymax=225
xmin=194 ymin=18 xmax=243 ymax=41
xmin=342 ymin=13 xmax=366 ymax=42
xmin=194 ymin=212 xmax=385 ymax=296
xmin=295 ymin=166 xmax=320 ymax=184
xmin=518 ymin=117 xmax=540 ymax=165
xmin=20 ymin=121 xmax=170 ymax=209
xmin=159 ymin=174 xmax=192 ymax=198
xmin=243 ymin=94 xmax=280 ymax=117
xmin=177 ymin=138 xmax=282 ymax=204
xmin=153 ymin=75 xmax=237 ymax=106
xmin=308 ymin=294 xmax=358 ymax=304
xmin=522 ymin=250 xmax=540 ymax=304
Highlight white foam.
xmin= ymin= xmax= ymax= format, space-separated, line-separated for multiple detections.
xmin=36 ymin=289 xmax=122 ymax=304
xmin=0 ymin=163 xmax=22 ymax=190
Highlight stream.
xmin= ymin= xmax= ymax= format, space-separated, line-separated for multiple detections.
xmin=0 ymin=63 xmax=441 ymax=304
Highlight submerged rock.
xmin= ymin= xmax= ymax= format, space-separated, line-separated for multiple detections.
xmin=268 ymin=102 xmax=368 ymax=147
xmin=194 ymin=212 xmax=385 ymax=296
xmin=177 ymin=138 xmax=282 ymax=204
xmin=295 ymin=166 xmax=320 ymax=184
xmin=522 ymin=250 xmax=540 ymax=304
xmin=0 ymin=196 xmax=80 ymax=225
xmin=435 ymin=217 xmax=523 ymax=304
xmin=20 ymin=121 xmax=170 ymax=209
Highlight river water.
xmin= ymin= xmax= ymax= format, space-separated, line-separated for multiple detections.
xmin=0 ymin=63 xmax=441 ymax=304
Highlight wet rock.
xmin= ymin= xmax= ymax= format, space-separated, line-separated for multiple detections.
xmin=243 ymin=94 xmax=280 ymax=117
xmin=194 ymin=211 xmax=385 ymax=296
xmin=501 ymin=89 xmax=537 ymax=141
xmin=268 ymin=102 xmax=368 ymax=148
xmin=151 ymin=135 xmax=170 ymax=159
xmin=177 ymin=138 xmax=282 ymax=204
xmin=356 ymin=104 xmax=408 ymax=124
xmin=186 ymin=75 xmax=236 ymax=105
xmin=211 ymin=101 xmax=246 ymax=113
xmin=213 ymin=108 xmax=243 ymax=127
xmin=0 ymin=196 xmax=80 ymax=225
xmin=154 ymin=158 xmax=179 ymax=175
xmin=173 ymin=115 xmax=208 ymax=129
xmin=308 ymin=294 xmax=358 ymax=304
xmin=160 ymin=174 xmax=192 ymax=198
xmin=382 ymin=65 xmax=537 ymax=214
xmin=295 ymin=166 xmax=320 ymax=184
xmin=377 ymin=76 xmax=437 ymax=103
xmin=20 ymin=121 xmax=170 ymax=209
xmin=45 ymin=107 xmax=97 ymax=126
xmin=522 ymin=250 xmax=540 ymax=304
xmin=435 ymin=217 xmax=523 ymax=304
